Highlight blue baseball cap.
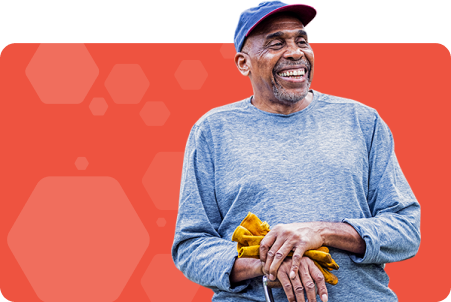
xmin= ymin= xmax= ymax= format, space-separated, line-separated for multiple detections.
xmin=234 ymin=1 xmax=317 ymax=52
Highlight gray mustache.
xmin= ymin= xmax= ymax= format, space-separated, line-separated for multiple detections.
xmin=275 ymin=59 xmax=311 ymax=71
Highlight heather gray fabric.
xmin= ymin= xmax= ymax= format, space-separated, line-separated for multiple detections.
xmin=171 ymin=90 xmax=420 ymax=301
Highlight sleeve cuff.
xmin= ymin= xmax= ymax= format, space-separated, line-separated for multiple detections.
xmin=216 ymin=243 xmax=252 ymax=293
xmin=342 ymin=218 xmax=380 ymax=264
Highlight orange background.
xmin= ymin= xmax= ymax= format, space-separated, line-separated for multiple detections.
xmin=0 ymin=43 xmax=450 ymax=301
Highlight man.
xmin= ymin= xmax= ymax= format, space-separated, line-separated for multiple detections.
xmin=171 ymin=1 xmax=420 ymax=302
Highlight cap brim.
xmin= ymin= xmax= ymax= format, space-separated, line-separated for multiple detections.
xmin=246 ymin=4 xmax=317 ymax=37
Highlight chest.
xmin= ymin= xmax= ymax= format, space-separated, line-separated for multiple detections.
xmin=217 ymin=117 xmax=366 ymax=178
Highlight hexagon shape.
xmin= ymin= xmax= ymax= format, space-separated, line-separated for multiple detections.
xmin=89 ymin=97 xmax=108 ymax=116
xmin=7 ymin=176 xmax=149 ymax=302
xmin=220 ymin=43 xmax=236 ymax=59
xmin=104 ymin=64 xmax=149 ymax=104
xmin=142 ymin=152 xmax=184 ymax=210
xmin=174 ymin=60 xmax=208 ymax=90
xmin=141 ymin=254 xmax=199 ymax=302
xmin=25 ymin=44 xmax=99 ymax=104
xmin=139 ymin=101 xmax=170 ymax=126
xmin=156 ymin=218 xmax=166 ymax=227
xmin=74 ymin=157 xmax=89 ymax=170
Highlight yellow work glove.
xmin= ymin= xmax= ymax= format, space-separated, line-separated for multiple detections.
xmin=231 ymin=212 xmax=339 ymax=285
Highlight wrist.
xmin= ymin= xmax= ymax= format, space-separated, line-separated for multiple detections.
xmin=317 ymin=221 xmax=333 ymax=247
xmin=315 ymin=221 xmax=366 ymax=254
xmin=231 ymin=258 xmax=264 ymax=284
xmin=257 ymin=259 xmax=265 ymax=276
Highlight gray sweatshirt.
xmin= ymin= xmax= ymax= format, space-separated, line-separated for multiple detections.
xmin=171 ymin=90 xmax=421 ymax=301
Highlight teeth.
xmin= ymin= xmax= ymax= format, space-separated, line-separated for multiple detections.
xmin=278 ymin=69 xmax=306 ymax=77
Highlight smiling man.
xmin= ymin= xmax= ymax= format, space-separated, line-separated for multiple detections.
xmin=171 ymin=2 xmax=420 ymax=302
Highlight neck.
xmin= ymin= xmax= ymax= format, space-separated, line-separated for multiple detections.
xmin=251 ymin=90 xmax=313 ymax=115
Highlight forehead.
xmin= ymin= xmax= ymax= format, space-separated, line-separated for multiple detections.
xmin=250 ymin=13 xmax=305 ymax=38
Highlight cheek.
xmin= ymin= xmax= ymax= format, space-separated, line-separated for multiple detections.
xmin=306 ymin=51 xmax=314 ymax=80
xmin=258 ymin=61 xmax=276 ymax=74
xmin=306 ymin=51 xmax=314 ymax=66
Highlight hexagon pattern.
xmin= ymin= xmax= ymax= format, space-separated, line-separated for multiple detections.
xmin=7 ymin=176 xmax=149 ymax=302
xmin=141 ymin=254 xmax=200 ymax=302
xmin=220 ymin=43 xmax=236 ymax=59
xmin=2 ymin=43 xmax=450 ymax=302
xmin=139 ymin=101 xmax=170 ymax=126
xmin=142 ymin=152 xmax=184 ymax=210
xmin=156 ymin=218 xmax=166 ymax=227
xmin=25 ymin=44 xmax=99 ymax=104
xmin=89 ymin=97 xmax=108 ymax=116
xmin=74 ymin=157 xmax=89 ymax=170
xmin=105 ymin=64 xmax=149 ymax=104
xmin=174 ymin=60 xmax=208 ymax=90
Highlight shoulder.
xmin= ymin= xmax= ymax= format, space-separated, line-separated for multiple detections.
xmin=318 ymin=93 xmax=377 ymax=113
xmin=314 ymin=90 xmax=380 ymax=124
xmin=193 ymin=97 xmax=252 ymax=133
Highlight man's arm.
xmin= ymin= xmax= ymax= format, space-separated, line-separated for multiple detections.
xmin=259 ymin=221 xmax=365 ymax=281
xmin=321 ymin=221 xmax=366 ymax=254
xmin=172 ymin=123 xmax=252 ymax=293
xmin=230 ymin=219 xmax=366 ymax=283
xmin=341 ymin=112 xmax=421 ymax=264
xmin=230 ymin=258 xmax=263 ymax=284
xmin=259 ymin=111 xmax=420 ymax=281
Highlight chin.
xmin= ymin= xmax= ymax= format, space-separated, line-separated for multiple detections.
xmin=273 ymin=86 xmax=310 ymax=104
xmin=271 ymin=74 xmax=311 ymax=104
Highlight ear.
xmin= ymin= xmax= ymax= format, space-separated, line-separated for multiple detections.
xmin=234 ymin=52 xmax=251 ymax=77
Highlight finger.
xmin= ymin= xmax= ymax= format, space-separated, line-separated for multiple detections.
xmin=259 ymin=230 xmax=277 ymax=263
xmin=309 ymin=260 xmax=328 ymax=302
xmin=261 ymin=261 xmax=267 ymax=275
xmin=299 ymin=258 xmax=317 ymax=302
xmin=268 ymin=241 xmax=292 ymax=281
xmin=277 ymin=266 xmax=296 ymax=302
xmin=289 ymin=245 xmax=306 ymax=281
xmin=263 ymin=238 xmax=285 ymax=281
xmin=291 ymin=266 xmax=306 ymax=302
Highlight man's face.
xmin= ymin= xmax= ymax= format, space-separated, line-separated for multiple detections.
xmin=243 ymin=14 xmax=314 ymax=104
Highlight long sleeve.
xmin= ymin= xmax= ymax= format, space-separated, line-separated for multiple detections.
xmin=343 ymin=112 xmax=421 ymax=264
xmin=171 ymin=123 xmax=251 ymax=293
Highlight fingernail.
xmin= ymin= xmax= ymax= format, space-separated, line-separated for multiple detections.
xmin=289 ymin=271 xmax=296 ymax=279
xmin=322 ymin=294 xmax=328 ymax=302
xmin=269 ymin=274 xmax=275 ymax=281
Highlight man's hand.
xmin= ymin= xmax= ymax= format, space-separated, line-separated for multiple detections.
xmin=260 ymin=222 xmax=324 ymax=282
xmin=266 ymin=257 xmax=328 ymax=302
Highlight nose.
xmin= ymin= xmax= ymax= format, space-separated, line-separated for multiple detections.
xmin=284 ymin=42 xmax=304 ymax=60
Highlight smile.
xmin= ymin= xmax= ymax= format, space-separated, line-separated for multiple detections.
xmin=276 ymin=68 xmax=307 ymax=82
